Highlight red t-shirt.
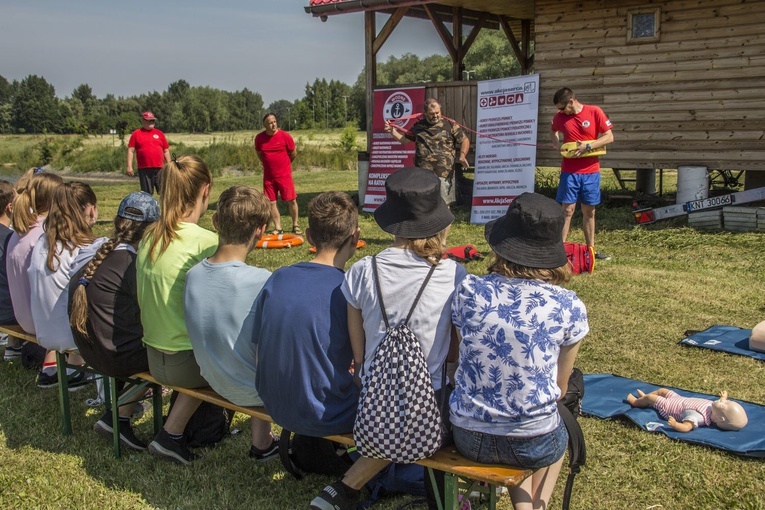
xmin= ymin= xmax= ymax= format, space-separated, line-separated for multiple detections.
xmin=551 ymin=104 xmax=612 ymax=174
xmin=128 ymin=128 xmax=169 ymax=169
xmin=255 ymin=130 xmax=295 ymax=179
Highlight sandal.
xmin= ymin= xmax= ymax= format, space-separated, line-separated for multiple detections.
xmin=292 ymin=226 xmax=303 ymax=235
xmin=269 ymin=229 xmax=284 ymax=235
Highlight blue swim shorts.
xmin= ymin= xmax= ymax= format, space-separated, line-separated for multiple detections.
xmin=556 ymin=172 xmax=601 ymax=206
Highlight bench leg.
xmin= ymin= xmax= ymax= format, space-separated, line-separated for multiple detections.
xmin=487 ymin=482 xmax=498 ymax=510
xmin=109 ymin=377 xmax=121 ymax=459
xmin=443 ymin=472 xmax=459 ymax=510
xmin=55 ymin=352 xmax=72 ymax=435
xmin=151 ymin=383 xmax=163 ymax=434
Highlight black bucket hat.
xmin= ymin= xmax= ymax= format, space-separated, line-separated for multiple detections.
xmin=484 ymin=193 xmax=568 ymax=269
xmin=374 ymin=167 xmax=455 ymax=239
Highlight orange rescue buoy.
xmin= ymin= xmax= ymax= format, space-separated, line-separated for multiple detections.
xmin=256 ymin=234 xmax=304 ymax=249
xmin=309 ymin=239 xmax=366 ymax=254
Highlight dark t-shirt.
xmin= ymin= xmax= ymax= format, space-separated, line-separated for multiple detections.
xmin=0 ymin=224 xmax=16 ymax=324
xmin=68 ymin=247 xmax=148 ymax=376
xmin=407 ymin=118 xmax=465 ymax=177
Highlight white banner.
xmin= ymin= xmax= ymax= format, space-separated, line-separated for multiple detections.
xmin=470 ymin=74 xmax=540 ymax=224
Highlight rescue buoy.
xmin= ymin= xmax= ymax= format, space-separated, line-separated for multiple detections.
xmin=560 ymin=140 xmax=607 ymax=158
xmin=256 ymin=234 xmax=304 ymax=249
xmin=308 ymin=239 xmax=366 ymax=254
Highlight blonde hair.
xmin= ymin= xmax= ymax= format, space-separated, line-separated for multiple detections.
xmin=69 ymin=217 xmax=152 ymax=338
xmin=145 ymin=155 xmax=213 ymax=260
xmin=487 ymin=252 xmax=572 ymax=285
xmin=11 ymin=173 xmax=64 ymax=234
xmin=216 ymin=185 xmax=270 ymax=245
xmin=43 ymin=182 xmax=97 ymax=272
xmin=14 ymin=168 xmax=37 ymax=193
xmin=405 ymin=228 xmax=449 ymax=265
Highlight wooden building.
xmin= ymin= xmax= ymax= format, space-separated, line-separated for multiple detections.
xmin=306 ymin=0 xmax=765 ymax=181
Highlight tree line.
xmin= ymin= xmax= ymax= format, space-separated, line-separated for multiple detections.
xmin=0 ymin=31 xmax=519 ymax=136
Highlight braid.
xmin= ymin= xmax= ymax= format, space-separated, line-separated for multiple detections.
xmin=69 ymin=239 xmax=116 ymax=339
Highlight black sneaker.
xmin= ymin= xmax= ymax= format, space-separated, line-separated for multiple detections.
xmin=94 ymin=412 xmax=148 ymax=451
xmin=36 ymin=371 xmax=59 ymax=388
xmin=310 ymin=482 xmax=358 ymax=510
xmin=248 ymin=437 xmax=278 ymax=462
xmin=148 ymin=429 xmax=198 ymax=465
xmin=3 ymin=344 xmax=23 ymax=361
xmin=595 ymin=252 xmax=611 ymax=261
xmin=67 ymin=370 xmax=94 ymax=392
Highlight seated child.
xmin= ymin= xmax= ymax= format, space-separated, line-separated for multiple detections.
xmin=184 ymin=185 xmax=277 ymax=460
xmin=0 ymin=180 xmax=17 ymax=328
xmin=69 ymin=191 xmax=160 ymax=450
xmin=255 ymin=191 xmax=360 ymax=438
xmin=626 ymin=388 xmax=748 ymax=432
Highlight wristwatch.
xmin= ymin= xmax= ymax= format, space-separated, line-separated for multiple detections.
xmin=585 ymin=143 xmax=592 ymax=152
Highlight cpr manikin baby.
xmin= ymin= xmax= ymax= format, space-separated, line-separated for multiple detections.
xmin=626 ymin=389 xmax=748 ymax=432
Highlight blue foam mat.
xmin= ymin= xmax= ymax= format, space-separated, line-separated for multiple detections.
xmin=582 ymin=374 xmax=765 ymax=457
xmin=679 ymin=325 xmax=765 ymax=361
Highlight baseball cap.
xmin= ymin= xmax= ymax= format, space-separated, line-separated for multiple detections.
xmin=141 ymin=111 xmax=157 ymax=121
xmin=117 ymin=191 xmax=160 ymax=223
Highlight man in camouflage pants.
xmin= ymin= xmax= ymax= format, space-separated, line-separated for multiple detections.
xmin=385 ymin=98 xmax=470 ymax=206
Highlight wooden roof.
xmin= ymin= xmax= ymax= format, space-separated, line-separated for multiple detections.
xmin=306 ymin=0 xmax=534 ymax=22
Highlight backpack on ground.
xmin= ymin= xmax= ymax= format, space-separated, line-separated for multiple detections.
xmin=21 ymin=341 xmax=46 ymax=370
xmin=278 ymin=430 xmax=353 ymax=480
xmin=354 ymin=257 xmax=443 ymax=464
xmin=558 ymin=367 xmax=587 ymax=510
xmin=359 ymin=462 xmax=427 ymax=509
xmin=442 ymin=244 xmax=484 ymax=263
xmin=168 ymin=391 xmax=231 ymax=447
xmin=564 ymin=242 xmax=595 ymax=274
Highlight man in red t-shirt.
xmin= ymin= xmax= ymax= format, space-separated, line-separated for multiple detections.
xmin=254 ymin=113 xmax=300 ymax=234
xmin=550 ymin=88 xmax=614 ymax=260
xmin=127 ymin=111 xmax=171 ymax=195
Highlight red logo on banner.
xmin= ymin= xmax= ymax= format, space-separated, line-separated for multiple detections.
xmin=383 ymin=92 xmax=414 ymax=128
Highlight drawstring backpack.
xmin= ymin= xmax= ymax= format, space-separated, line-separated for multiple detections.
xmin=354 ymin=256 xmax=443 ymax=464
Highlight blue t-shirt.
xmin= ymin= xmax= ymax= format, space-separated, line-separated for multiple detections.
xmin=254 ymin=262 xmax=357 ymax=437
xmin=0 ymin=224 xmax=15 ymax=324
xmin=185 ymin=259 xmax=271 ymax=407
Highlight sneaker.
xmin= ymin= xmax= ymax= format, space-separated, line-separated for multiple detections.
xmin=94 ymin=412 xmax=148 ymax=451
xmin=36 ymin=371 xmax=59 ymax=388
xmin=310 ymin=482 xmax=358 ymax=510
xmin=67 ymin=370 xmax=94 ymax=392
xmin=3 ymin=344 xmax=23 ymax=361
xmin=148 ymin=429 xmax=198 ymax=465
xmin=248 ymin=437 xmax=279 ymax=462
xmin=595 ymin=252 xmax=611 ymax=261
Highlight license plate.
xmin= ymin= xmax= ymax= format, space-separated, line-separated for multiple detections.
xmin=685 ymin=194 xmax=733 ymax=212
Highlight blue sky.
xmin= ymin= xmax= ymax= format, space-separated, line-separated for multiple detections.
xmin=0 ymin=0 xmax=445 ymax=105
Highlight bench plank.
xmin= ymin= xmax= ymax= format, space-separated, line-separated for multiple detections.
xmin=0 ymin=324 xmax=39 ymax=344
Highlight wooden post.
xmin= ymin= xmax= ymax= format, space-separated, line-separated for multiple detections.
xmin=365 ymin=10 xmax=376 ymax=153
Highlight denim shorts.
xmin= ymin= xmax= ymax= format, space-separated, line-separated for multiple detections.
xmin=453 ymin=420 xmax=568 ymax=470
xmin=556 ymin=171 xmax=601 ymax=206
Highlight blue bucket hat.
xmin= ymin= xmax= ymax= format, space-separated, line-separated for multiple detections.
xmin=117 ymin=191 xmax=160 ymax=223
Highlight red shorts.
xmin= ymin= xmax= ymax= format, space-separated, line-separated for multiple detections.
xmin=263 ymin=174 xmax=297 ymax=202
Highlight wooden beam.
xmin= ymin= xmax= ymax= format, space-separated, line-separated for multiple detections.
xmin=373 ymin=6 xmax=409 ymax=55
xmin=365 ymin=10 xmax=376 ymax=152
xmin=522 ymin=19 xmax=531 ymax=73
xmin=452 ymin=7 xmax=462 ymax=81
xmin=460 ymin=12 xmax=487 ymax=61
xmin=424 ymin=4 xmax=458 ymax=62
xmin=499 ymin=16 xmax=524 ymax=66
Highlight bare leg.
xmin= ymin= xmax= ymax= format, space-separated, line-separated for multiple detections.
xmin=287 ymin=199 xmax=299 ymax=229
xmin=626 ymin=388 xmax=671 ymax=407
xmin=250 ymin=417 xmax=274 ymax=449
xmin=561 ymin=203 xmax=576 ymax=242
xmin=67 ymin=352 xmax=85 ymax=365
xmin=342 ymin=456 xmax=390 ymax=490
xmin=269 ymin=200 xmax=281 ymax=231
xmin=118 ymin=387 xmax=150 ymax=418
xmin=163 ymin=393 xmax=202 ymax=435
xmin=581 ymin=204 xmax=596 ymax=247
xmin=510 ymin=455 xmax=566 ymax=510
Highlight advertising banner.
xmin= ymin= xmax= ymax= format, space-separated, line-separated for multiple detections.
xmin=364 ymin=87 xmax=426 ymax=212
xmin=471 ymin=75 xmax=540 ymax=223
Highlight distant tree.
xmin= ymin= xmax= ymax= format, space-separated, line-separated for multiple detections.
xmin=267 ymin=99 xmax=293 ymax=130
xmin=12 ymin=75 xmax=60 ymax=133
xmin=463 ymin=30 xmax=521 ymax=80
xmin=72 ymin=83 xmax=95 ymax=105
xmin=0 ymin=75 xmax=12 ymax=105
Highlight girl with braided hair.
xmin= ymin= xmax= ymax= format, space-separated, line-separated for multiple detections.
xmin=69 ymin=192 xmax=160 ymax=451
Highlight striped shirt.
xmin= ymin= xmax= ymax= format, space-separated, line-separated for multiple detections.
xmin=654 ymin=390 xmax=712 ymax=427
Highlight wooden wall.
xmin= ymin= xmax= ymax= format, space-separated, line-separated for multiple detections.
xmin=533 ymin=0 xmax=765 ymax=171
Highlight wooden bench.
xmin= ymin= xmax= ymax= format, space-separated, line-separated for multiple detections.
xmin=134 ymin=371 xmax=531 ymax=510
xmin=0 ymin=324 xmax=163 ymax=458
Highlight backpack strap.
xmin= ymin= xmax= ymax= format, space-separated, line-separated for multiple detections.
xmin=372 ymin=255 xmax=437 ymax=328
xmin=278 ymin=429 xmax=305 ymax=480
xmin=557 ymin=401 xmax=586 ymax=510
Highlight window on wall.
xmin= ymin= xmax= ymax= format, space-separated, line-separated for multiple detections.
xmin=627 ymin=7 xmax=661 ymax=43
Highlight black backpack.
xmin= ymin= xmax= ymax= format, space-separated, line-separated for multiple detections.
xmin=168 ymin=391 xmax=232 ymax=447
xmin=558 ymin=368 xmax=586 ymax=510
xmin=278 ymin=430 xmax=353 ymax=479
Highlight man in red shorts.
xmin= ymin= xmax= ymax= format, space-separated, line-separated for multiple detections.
xmin=126 ymin=111 xmax=171 ymax=195
xmin=255 ymin=113 xmax=300 ymax=234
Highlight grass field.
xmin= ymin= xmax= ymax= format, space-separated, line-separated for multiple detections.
xmin=1 ymin=162 xmax=765 ymax=509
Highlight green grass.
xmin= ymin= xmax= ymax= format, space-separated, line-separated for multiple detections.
xmin=2 ymin=167 xmax=765 ymax=509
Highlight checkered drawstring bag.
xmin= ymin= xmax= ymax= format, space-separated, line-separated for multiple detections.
xmin=354 ymin=256 xmax=443 ymax=464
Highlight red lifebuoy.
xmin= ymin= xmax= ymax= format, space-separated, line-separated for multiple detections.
xmin=256 ymin=234 xmax=304 ymax=249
